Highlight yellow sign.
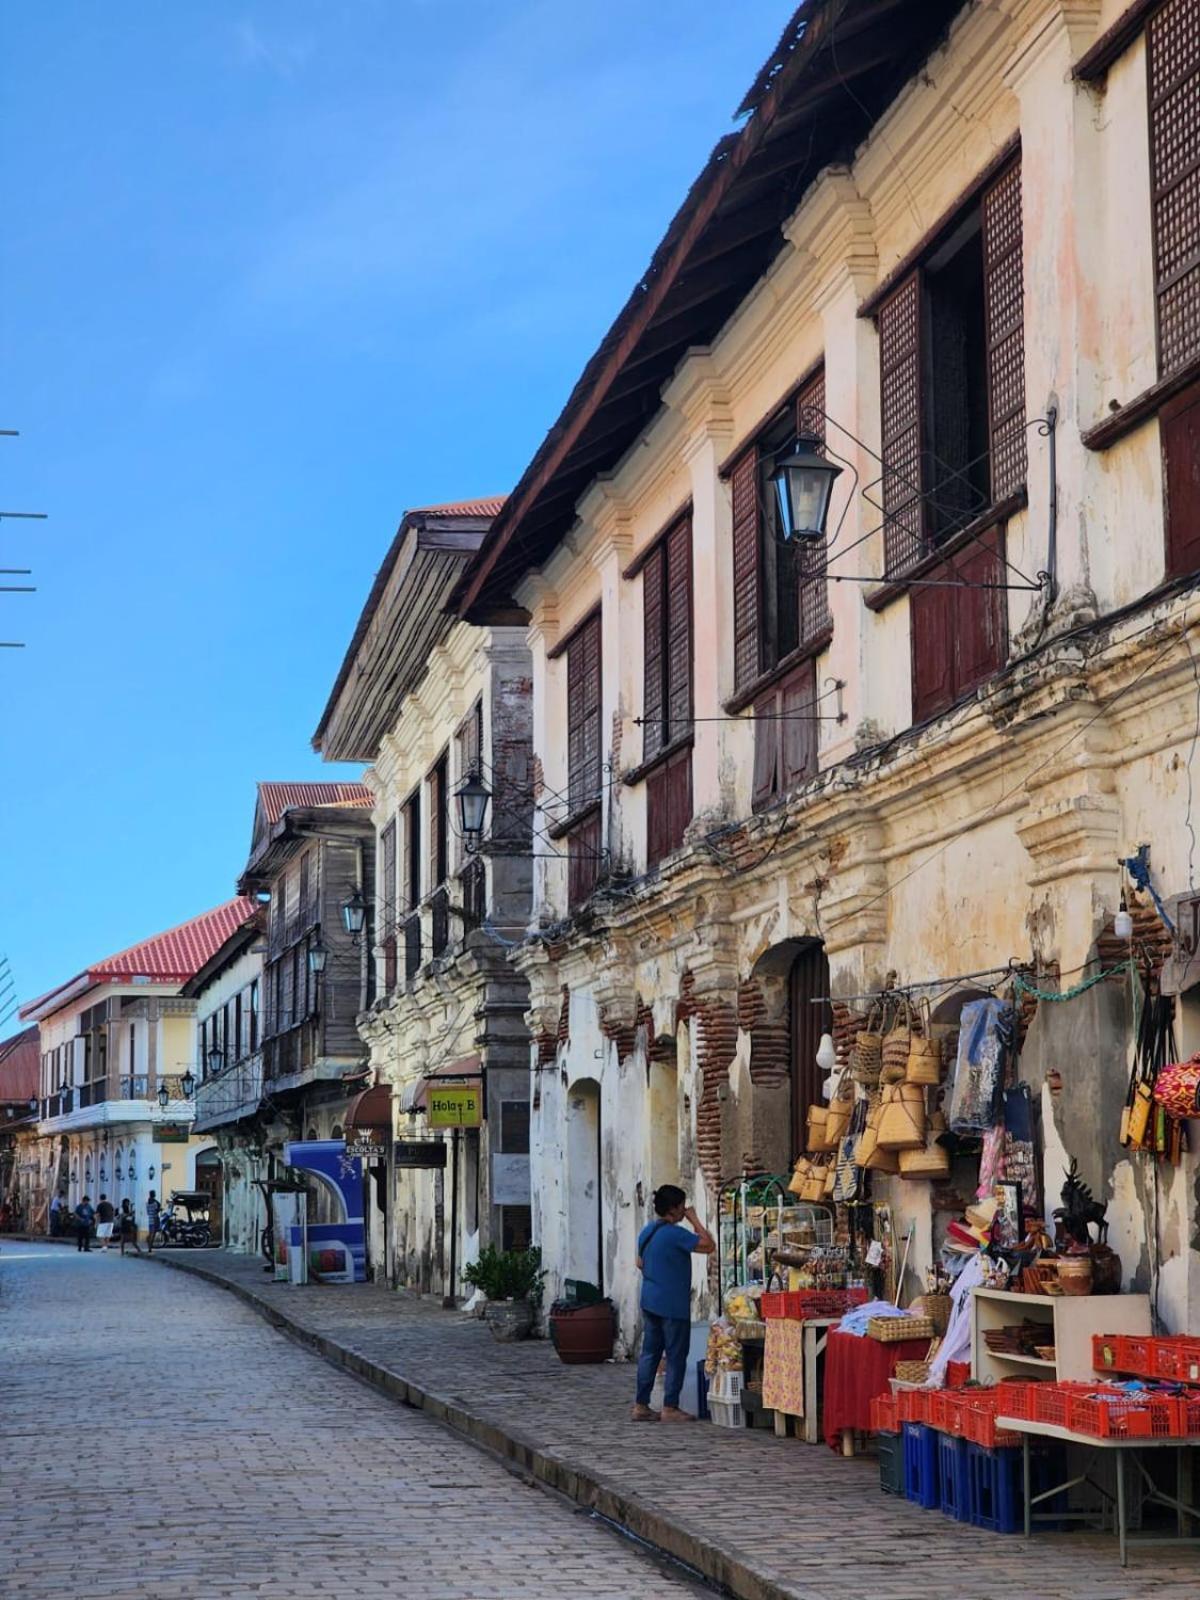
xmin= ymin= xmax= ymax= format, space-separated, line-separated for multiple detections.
xmin=427 ymin=1083 xmax=482 ymax=1129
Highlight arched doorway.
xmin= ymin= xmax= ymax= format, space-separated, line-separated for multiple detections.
xmin=566 ymin=1078 xmax=602 ymax=1292
xmin=648 ymin=1047 xmax=681 ymax=1194
xmin=194 ymin=1147 xmax=223 ymax=1242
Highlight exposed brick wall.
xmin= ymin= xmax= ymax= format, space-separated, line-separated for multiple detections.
xmin=557 ymin=984 xmax=570 ymax=1045
xmin=737 ymin=976 xmax=789 ymax=1088
xmin=490 ymin=675 xmax=534 ymax=846
xmin=679 ymin=969 xmax=738 ymax=1200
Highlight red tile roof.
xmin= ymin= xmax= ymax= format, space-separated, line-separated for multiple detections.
xmin=0 ymin=1026 xmax=39 ymax=1102
xmin=20 ymin=896 xmax=260 ymax=1021
xmin=410 ymin=497 xmax=506 ymax=519
xmin=257 ymin=782 xmax=373 ymax=826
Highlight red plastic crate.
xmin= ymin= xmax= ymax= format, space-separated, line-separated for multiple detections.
xmin=895 ymin=1386 xmax=932 ymax=1424
xmin=759 ymin=1286 xmax=868 ymax=1321
xmin=1151 ymin=1338 xmax=1200 ymax=1384
xmin=1092 ymin=1334 xmax=1123 ymax=1373
xmin=1031 ymin=1382 xmax=1094 ymax=1428
xmin=1117 ymin=1336 xmax=1156 ymax=1377
xmin=1067 ymin=1391 xmax=1181 ymax=1440
xmin=928 ymin=1391 xmax=965 ymax=1435
xmin=870 ymin=1394 xmax=899 ymax=1434
xmin=1178 ymin=1394 xmax=1200 ymax=1436
xmin=946 ymin=1360 xmax=971 ymax=1390
xmin=992 ymin=1380 xmax=1042 ymax=1422
xmin=959 ymin=1395 xmax=1020 ymax=1450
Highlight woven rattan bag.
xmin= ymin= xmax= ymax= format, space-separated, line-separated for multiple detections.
xmin=877 ymin=1081 xmax=926 ymax=1151
xmin=787 ymin=1157 xmax=813 ymax=1197
xmin=806 ymin=1104 xmax=835 ymax=1153
xmin=898 ymin=1111 xmax=951 ymax=1178
xmin=851 ymin=1003 xmax=884 ymax=1086
xmin=905 ymin=998 xmax=942 ymax=1086
xmin=823 ymin=1076 xmax=855 ymax=1146
xmin=881 ymin=998 xmax=913 ymax=1086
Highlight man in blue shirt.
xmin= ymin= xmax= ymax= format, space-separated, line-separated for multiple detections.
xmin=633 ymin=1184 xmax=715 ymax=1422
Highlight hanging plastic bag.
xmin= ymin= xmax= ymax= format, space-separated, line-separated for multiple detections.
xmin=948 ymin=998 xmax=1012 ymax=1134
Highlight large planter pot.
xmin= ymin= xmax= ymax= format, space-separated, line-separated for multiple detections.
xmin=485 ymin=1299 xmax=534 ymax=1342
xmin=548 ymin=1299 xmax=615 ymax=1364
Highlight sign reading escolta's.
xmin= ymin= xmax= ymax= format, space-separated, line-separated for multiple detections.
xmin=280 ymin=1139 xmax=366 ymax=1283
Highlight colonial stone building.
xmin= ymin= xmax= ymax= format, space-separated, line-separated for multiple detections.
xmin=315 ymin=499 xmax=534 ymax=1297
xmin=453 ymin=0 xmax=1200 ymax=1347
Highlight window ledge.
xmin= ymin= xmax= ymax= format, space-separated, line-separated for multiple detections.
xmin=622 ymin=732 xmax=694 ymax=788
xmin=544 ymin=799 xmax=600 ymax=843
xmin=864 ymin=490 xmax=1026 ymax=613
xmin=1082 ymin=356 xmax=1200 ymax=452
xmin=723 ymin=628 xmax=834 ymax=716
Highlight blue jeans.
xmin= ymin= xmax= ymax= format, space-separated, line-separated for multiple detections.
xmin=636 ymin=1311 xmax=690 ymax=1408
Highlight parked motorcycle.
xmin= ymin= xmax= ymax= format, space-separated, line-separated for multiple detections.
xmin=151 ymin=1191 xmax=212 ymax=1248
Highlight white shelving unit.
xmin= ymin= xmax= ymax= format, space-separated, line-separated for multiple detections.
xmin=971 ymin=1287 xmax=1151 ymax=1384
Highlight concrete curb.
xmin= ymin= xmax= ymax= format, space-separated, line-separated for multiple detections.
xmin=140 ymin=1250 xmax=798 ymax=1600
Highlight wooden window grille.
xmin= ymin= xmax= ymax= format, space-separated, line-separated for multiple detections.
xmin=566 ymin=613 xmax=603 ymax=906
xmin=751 ymin=657 xmax=819 ymax=813
xmin=1149 ymin=0 xmax=1200 ymax=379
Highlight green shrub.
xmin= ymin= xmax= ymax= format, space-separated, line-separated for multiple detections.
xmin=463 ymin=1244 xmax=546 ymax=1306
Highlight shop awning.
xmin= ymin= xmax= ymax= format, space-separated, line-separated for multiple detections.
xmin=344 ymin=1082 xmax=393 ymax=1136
xmin=402 ymin=1055 xmax=482 ymax=1114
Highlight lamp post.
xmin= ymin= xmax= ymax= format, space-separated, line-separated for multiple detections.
xmin=768 ymin=434 xmax=843 ymax=543
xmin=455 ymin=768 xmax=491 ymax=854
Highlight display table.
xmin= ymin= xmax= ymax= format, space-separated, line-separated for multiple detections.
xmin=997 ymin=1415 xmax=1200 ymax=1566
xmin=823 ymin=1330 xmax=930 ymax=1451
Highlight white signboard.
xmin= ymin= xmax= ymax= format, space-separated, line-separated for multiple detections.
xmin=491 ymin=1153 xmax=530 ymax=1207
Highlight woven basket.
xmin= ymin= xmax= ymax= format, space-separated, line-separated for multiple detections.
xmin=823 ymin=1078 xmax=854 ymax=1145
xmin=881 ymin=998 xmax=913 ymax=1085
xmin=905 ymin=998 xmax=942 ymax=1085
xmin=787 ymin=1158 xmax=812 ymax=1197
xmin=850 ymin=1004 xmax=884 ymax=1086
xmin=877 ymin=1081 xmax=927 ymax=1151
xmin=894 ymin=1359 xmax=930 ymax=1384
xmin=868 ymin=1315 xmax=935 ymax=1343
xmin=915 ymin=1293 xmax=951 ymax=1335
xmin=898 ymin=1112 xmax=950 ymax=1179
xmin=806 ymin=1104 xmax=835 ymax=1153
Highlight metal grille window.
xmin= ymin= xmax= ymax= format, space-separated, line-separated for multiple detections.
xmin=428 ymin=752 xmax=449 ymax=890
xmin=1150 ymin=0 xmax=1200 ymax=378
xmin=564 ymin=612 xmax=603 ymax=907
xmin=878 ymin=157 xmax=1026 ymax=577
xmin=641 ymin=516 xmax=692 ymax=763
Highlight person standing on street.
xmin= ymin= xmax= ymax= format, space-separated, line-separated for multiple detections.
xmin=95 ymin=1194 xmax=115 ymax=1251
xmin=145 ymin=1190 xmax=160 ymax=1253
xmin=119 ymin=1198 xmax=141 ymax=1256
xmin=74 ymin=1195 xmax=96 ymax=1253
xmin=632 ymin=1185 xmax=715 ymax=1423
xmin=49 ymin=1189 xmax=67 ymax=1237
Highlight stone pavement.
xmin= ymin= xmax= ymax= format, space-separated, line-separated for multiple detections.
xmin=130 ymin=1245 xmax=1199 ymax=1600
xmin=0 ymin=1241 xmax=708 ymax=1600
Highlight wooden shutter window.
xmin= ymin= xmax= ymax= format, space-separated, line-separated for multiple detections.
xmin=982 ymin=159 xmax=1027 ymax=500
xmin=641 ymin=544 xmax=665 ymax=762
xmin=665 ymin=516 xmax=692 ymax=737
xmin=427 ymin=765 xmax=441 ymax=891
xmin=1162 ymin=377 xmax=1200 ymax=577
xmin=731 ymin=447 xmax=762 ymax=691
xmin=379 ymin=820 xmax=396 ymax=937
xmin=751 ymin=658 xmax=818 ymax=812
xmin=567 ymin=613 xmax=602 ymax=814
xmin=1149 ymin=0 xmax=1200 ymax=378
xmin=795 ymin=367 xmax=832 ymax=645
xmin=911 ymin=526 xmax=1008 ymax=722
xmin=877 ymin=272 xmax=925 ymax=576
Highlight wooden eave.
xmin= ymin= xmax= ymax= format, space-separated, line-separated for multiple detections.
xmin=239 ymin=805 xmax=375 ymax=895
xmin=451 ymin=0 xmax=965 ymax=620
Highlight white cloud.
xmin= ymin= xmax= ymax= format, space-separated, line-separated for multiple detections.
xmin=233 ymin=17 xmax=314 ymax=79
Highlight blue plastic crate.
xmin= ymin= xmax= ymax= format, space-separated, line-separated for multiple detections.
xmin=937 ymin=1431 xmax=971 ymax=1522
xmin=967 ymin=1443 xmax=1022 ymax=1533
xmin=903 ymin=1423 xmax=939 ymax=1510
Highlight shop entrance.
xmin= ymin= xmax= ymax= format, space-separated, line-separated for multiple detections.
xmin=194 ymin=1148 xmax=223 ymax=1241
xmin=566 ymin=1077 xmax=602 ymax=1292
xmin=789 ymin=941 xmax=832 ymax=1161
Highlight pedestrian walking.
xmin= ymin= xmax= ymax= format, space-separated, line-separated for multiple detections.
xmin=95 ymin=1194 xmax=115 ymax=1251
xmin=145 ymin=1190 xmax=160 ymax=1253
xmin=49 ymin=1189 xmax=67 ymax=1237
xmin=632 ymin=1185 xmax=715 ymax=1423
xmin=118 ymin=1198 xmax=141 ymax=1256
xmin=74 ymin=1195 xmax=96 ymax=1253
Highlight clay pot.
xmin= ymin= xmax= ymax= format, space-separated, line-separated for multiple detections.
xmin=1056 ymin=1256 xmax=1094 ymax=1296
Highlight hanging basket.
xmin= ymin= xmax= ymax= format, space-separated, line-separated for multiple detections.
xmin=905 ymin=1001 xmax=942 ymax=1086
xmin=881 ymin=998 xmax=913 ymax=1085
xmin=806 ymin=1104 xmax=835 ymax=1153
xmin=877 ymin=1081 xmax=927 ymax=1151
xmin=823 ymin=1077 xmax=855 ymax=1146
xmin=1154 ymin=1056 xmax=1200 ymax=1120
xmin=788 ymin=1157 xmax=813 ymax=1197
xmin=850 ymin=1003 xmax=884 ymax=1086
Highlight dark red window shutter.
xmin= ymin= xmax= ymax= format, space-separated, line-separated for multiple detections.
xmin=1149 ymin=0 xmax=1200 ymax=378
xmin=567 ymin=613 xmax=602 ymax=813
xmin=427 ymin=763 xmax=442 ymax=889
xmin=951 ymin=529 xmax=1008 ymax=696
xmin=731 ymin=447 xmax=762 ymax=691
xmin=780 ymin=659 xmax=818 ymax=790
xmin=641 ymin=544 xmax=665 ymax=762
xmin=752 ymin=685 xmax=780 ymax=810
xmin=878 ymin=272 xmax=925 ymax=576
xmin=911 ymin=581 xmax=955 ymax=722
xmin=1163 ymin=377 xmax=1200 ymax=576
xmin=795 ymin=368 xmax=831 ymax=645
xmin=982 ymin=158 xmax=1027 ymax=499
xmin=646 ymin=748 xmax=692 ymax=868
xmin=665 ymin=516 xmax=692 ymax=735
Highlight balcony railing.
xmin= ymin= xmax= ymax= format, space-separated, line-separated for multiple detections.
xmin=430 ymin=885 xmax=450 ymax=959
xmin=403 ymin=911 xmax=422 ymax=980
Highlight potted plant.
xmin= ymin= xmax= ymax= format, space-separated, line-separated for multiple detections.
xmin=463 ymin=1245 xmax=546 ymax=1341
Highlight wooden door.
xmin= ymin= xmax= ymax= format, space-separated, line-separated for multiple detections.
xmin=194 ymin=1154 xmax=223 ymax=1243
xmin=789 ymin=942 xmax=832 ymax=1161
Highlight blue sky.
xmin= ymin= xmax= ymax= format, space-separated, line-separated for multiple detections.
xmin=0 ymin=0 xmax=788 ymax=1009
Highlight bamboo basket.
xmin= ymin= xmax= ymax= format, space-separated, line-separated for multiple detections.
xmin=868 ymin=1315 xmax=935 ymax=1343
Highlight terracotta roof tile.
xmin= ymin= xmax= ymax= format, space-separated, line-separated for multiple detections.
xmin=410 ymin=497 xmax=506 ymax=519
xmin=257 ymin=782 xmax=373 ymax=826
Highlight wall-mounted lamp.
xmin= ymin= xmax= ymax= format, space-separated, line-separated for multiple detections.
xmin=341 ymin=889 xmax=367 ymax=941
xmin=157 ymin=1083 xmax=170 ymax=1111
xmin=455 ymin=768 xmax=491 ymax=854
xmin=769 ymin=435 xmax=843 ymax=543
xmin=307 ymin=938 xmax=328 ymax=976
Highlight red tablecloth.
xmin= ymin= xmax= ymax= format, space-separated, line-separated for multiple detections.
xmin=823 ymin=1329 xmax=930 ymax=1450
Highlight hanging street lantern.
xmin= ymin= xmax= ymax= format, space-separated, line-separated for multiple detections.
xmin=157 ymin=1083 xmax=170 ymax=1111
xmin=455 ymin=768 xmax=491 ymax=854
xmin=181 ymin=1069 xmax=196 ymax=1099
xmin=207 ymin=1042 xmax=225 ymax=1078
xmin=308 ymin=938 xmax=329 ymax=976
xmin=341 ymin=889 xmax=367 ymax=939
xmin=769 ymin=434 xmax=843 ymax=543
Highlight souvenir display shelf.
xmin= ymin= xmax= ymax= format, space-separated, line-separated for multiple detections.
xmin=971 ymin=1286 xmax=1151 ymax=1384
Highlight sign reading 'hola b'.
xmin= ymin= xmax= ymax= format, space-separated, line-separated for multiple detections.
xmin=426 ymin=1083 xmax=482 ymax=1129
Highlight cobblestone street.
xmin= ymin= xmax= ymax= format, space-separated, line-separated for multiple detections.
xmin=0 ymin=1243 xmax=706 ymax=1600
